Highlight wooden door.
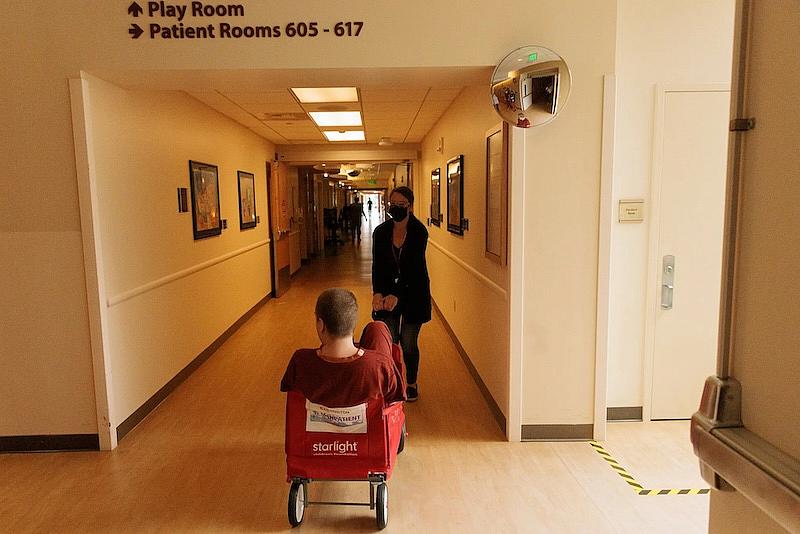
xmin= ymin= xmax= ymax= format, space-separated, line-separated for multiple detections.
xmin=268 ymin=161 xmax=291 ymax=297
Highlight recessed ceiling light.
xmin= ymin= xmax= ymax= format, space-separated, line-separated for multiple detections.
xmin=324 ymin=131 xmax=365 ymax=142
xmin=291 ymin=87 xmax=358 ymax=103
xmin=309 ymin=111 xmax=362 ymax=127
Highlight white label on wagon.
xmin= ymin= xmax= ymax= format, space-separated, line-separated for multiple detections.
xmin=305 ymin=400 xmax=367 ymax=434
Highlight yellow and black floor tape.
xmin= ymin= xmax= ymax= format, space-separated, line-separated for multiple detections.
xmin=589 ymin=440 xmax=710 ymax=496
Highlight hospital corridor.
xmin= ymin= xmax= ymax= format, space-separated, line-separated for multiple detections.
xmin=1 ymin=227 xmax=709 ymax=533
xmin=3 ymin=1 xmax=799 ymax=533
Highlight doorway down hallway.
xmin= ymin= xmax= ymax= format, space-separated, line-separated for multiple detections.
xmin=1 ymin=221 xmax=709 ymax=533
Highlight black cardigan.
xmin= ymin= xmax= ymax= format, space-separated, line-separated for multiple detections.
xmin=372 ymin=214 xmax=432 ymax=324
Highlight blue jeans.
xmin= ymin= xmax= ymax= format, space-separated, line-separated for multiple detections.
xmin=381 ymin=313 xmax=422 ymax=385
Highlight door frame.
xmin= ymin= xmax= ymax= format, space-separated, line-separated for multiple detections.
xmin=642 ymin=83 xmax=731 ymax=422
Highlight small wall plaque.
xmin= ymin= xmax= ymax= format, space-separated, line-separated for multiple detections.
xmin=177 ymin=188 xmax=189 ymax=213
xmin=618 ymin=199 xmax=644 ymax=223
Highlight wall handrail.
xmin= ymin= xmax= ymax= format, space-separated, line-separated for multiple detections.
xmin=427 ymin=239 xmax=507 ymax=298
xmin=691 ymin=376 xmax=800 ymax=533
xmin=107 ymin=239 xmax=270 ymax=307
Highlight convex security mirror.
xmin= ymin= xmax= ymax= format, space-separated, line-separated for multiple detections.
xmin=491 ymin=45 xmax=572 ymax=128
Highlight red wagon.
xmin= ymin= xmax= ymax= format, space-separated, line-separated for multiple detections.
xmin=284 ymin=344 xmax=406 ymax=529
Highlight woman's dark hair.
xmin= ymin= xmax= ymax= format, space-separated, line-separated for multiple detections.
xmin=315 ymin=288 xmax=358 ymax=338
xmin=390 ymin=186 xmax=414 ymax=205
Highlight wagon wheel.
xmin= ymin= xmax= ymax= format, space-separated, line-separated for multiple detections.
xmin=288 ymin=480 xmax=306 ymax=527
xmin=376 ymin=482 xmax=388 ymax=529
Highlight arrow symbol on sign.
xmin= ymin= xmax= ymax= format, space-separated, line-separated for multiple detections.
xmin=128 ymin=2 xmax=143 ymax=17
xmin=129 ymin=24 xmax=144 ymax=39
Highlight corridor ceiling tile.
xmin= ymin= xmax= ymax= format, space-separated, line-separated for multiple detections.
xmin=282 ymin=131 xmax=326 ymax=140
xmin=411 ymin=110 xmax=442 ymax=121
xmin=360 ymin=88 xmax=428 ymax=102
xmin=365 ymin=130 xmax=409 ymax=140
xmin=262 ymin=122 xmax=318 ymax=134
xmin=363 ymin=119 xmax=412 ymax=131
xmin=239 ymin=102 xmax=304 ymax=115
xmin=248 ymin=124 xmax=288 ymax=143
xmin=363 ymin=110 xmax=417 ymax=120
xmin=417 ymin=101 xmax=451 ymax=115
xmin=288 ymin=139 xmax=327 ymax=145
xmin=425 ymin=88 xmax=462 ymax=101
xmin=405 ymin=125 xmax=432 ymax=136
xmin=361 ymin=101 xmax=422 ymax=113
xmin=220 ymin=90 xmax=296 ymax=104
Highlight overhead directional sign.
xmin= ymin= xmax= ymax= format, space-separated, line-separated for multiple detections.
xmin=126 ymin=2 xmax=366 ymax=41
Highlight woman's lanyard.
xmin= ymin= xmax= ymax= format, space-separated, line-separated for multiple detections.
xmin=391 ymin=243 xmax=403 ymax=284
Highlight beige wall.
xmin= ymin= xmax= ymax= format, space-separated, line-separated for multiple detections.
xmin=419 ymin=85 xmax=510 ymax=415
xmin=84 ymin=74 xmax=274 ymax=425
xmin=0 ymin=231 xmax=98 ymax=435
xmin=608 ymin=0 xmax=735 ymax=409
xmin=2 ymin=0 xmax=616 ymax=438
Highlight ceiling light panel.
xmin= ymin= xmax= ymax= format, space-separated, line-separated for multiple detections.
xmin=309 ymin=111 xmax=363 ymax=127
xmin=291 ymin=87 xmax=358 ymax=103
xmin=323 ymin=131 xmax=365 ymax=142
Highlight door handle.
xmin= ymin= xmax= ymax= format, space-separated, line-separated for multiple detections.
xmin=661 ymin=255 xmax=675 ymax=310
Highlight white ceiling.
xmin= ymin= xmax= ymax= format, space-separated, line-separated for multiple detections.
xmin=94 ymin=67 xmax=494 ymax=147
xmin=189 ymin=86 xmax=461 ymax=145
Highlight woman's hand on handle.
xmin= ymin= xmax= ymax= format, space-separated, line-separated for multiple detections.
xmin=372 ymin=293 xmax=385 ymax=311
xmin=383 ymin=294 xmax=399 ymax=312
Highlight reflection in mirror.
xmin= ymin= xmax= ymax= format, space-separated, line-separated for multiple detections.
xmin=491 ymin=46 xmax=572 ymax=129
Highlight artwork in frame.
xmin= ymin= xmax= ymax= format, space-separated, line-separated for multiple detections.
xmin=485 ymin=123 xmax=508 ymax=264
xmin=189 ymin=160 xmax=222 ymax=240
xmin=447 ymin=155 xmax=465 ymax=235
xmin=237 ymin=170 xmax=257 ymax=230
xmin=430 ymin=167 xmax=441 ymax=226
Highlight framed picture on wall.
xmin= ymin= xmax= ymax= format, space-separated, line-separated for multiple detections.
xmin=430 ymin=167 xmax=441 ymax=226
xmin=237 ymin=170 xmax=257 ymax=230
xmin=447 ymin=155 xmax=464 ymax=235
xmin=485 ymin=123 xmax=508 ymax=264
xmin=188 ymin=160 xmax=222 ymax=240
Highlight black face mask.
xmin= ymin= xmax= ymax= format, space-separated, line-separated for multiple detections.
xmin=389 ymin=205 xmax=408 ymax=221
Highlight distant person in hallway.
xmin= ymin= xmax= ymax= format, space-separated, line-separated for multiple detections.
xmin=280 ymin=288 xmax=405 ymax=407
xmin=349 ymin=198 xmax=367 ymax=241
xmin=371 ymin=186 xmax=431 ymax=402
xmin=340 ymin=202 xmax=350 ymax=235
xmin=367 ymin=198 xmax=373 ymax=212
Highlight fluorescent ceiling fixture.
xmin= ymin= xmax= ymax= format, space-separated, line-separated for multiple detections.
xmin=309 ymin=111 xmax=362 ymax=127
xmin=291 ymin=87 xmax=358 ymax=103
xmin=324 ymin=130 xmax=365 ymax=142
